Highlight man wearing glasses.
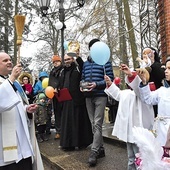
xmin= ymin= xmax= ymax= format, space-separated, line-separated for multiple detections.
xmin=58 ymin=51 xmax=93 ymax=151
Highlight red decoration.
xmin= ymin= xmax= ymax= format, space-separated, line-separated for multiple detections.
xmin=114 ymin=77 xmax=121 ymax=85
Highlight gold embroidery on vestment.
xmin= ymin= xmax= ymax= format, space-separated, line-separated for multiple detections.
xmin=3 ymin=146 xmax=17 ymax=151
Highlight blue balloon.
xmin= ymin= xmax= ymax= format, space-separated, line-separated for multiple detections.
xmin=63 ymin=41 xmax=69 ymax=50
xmin=90 ymin=42 xmax=110 ymax=65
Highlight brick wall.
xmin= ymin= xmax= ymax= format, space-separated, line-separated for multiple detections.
xmin=158 ymin=0 xmax=170 ymax=63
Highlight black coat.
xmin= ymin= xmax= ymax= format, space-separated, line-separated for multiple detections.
xmin=150 ymin=61 xmax=165 ymax=89
xmin=48 ymin=65 xmax=63 ymax=89
xmin=59 ymin=58 xmax=93 ymax=148
xmin=59 ymin=60 xmax=85 ymax=105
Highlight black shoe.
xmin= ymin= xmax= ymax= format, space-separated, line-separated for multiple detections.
xmin=88 ymin=151 xmax=98 ymax=167
xmin=41 ymin=134 xmax=48 ymax=141
xmin=98 ymin=147 xmax=105 ymax=158
xmin=78 ymin=144 xmax=89 ymax=150
xmin=62 ymin=147 xmax=75 ymax=151
xmin=37 ymin=137 xmax=43 ymax=143
xmin=37 ymin=134 xmax=43 ymax=143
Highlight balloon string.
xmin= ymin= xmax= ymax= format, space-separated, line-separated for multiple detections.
xmin=103 ymin=65 xmax=106 ymax=75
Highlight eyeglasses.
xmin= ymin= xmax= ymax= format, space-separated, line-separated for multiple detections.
xmin=64 ymin=58 xmax=72 ymax=61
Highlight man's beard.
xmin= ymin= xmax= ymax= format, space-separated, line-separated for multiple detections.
xmin=65 ymin=63 xmax=71 ymax=67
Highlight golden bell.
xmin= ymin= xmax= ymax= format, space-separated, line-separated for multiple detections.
xmin=67 ymin=41 xmax=80 ymax=57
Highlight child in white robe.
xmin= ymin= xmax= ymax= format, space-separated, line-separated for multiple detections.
xmin=104 ymin=64 xmax=154 ymax=170
xmin=137 ymin=57 xmax=170 ymax=149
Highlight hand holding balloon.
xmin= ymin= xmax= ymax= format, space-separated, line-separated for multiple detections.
xmin=113 ymin=77 xmax=121 ymax=85
xmin=104 ymin=75 xmax=112 ymax=87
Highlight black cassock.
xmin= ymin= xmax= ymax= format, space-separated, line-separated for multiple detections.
xmin=59 ymin=61 xmax=93 ymax=149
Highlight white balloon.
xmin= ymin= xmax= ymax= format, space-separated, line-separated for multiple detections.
xmin=55 ymin=21 xmax=63 ymax=30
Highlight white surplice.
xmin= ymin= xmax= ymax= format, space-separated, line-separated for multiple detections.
xmin=104 ymin=75 xmax=154 ymax=143
xmin=139 ymin=84 xmax=170 ymax=146
xmin=0 ymin=78 xmax=43 ymax=169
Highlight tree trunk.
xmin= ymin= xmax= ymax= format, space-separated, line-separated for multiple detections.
xmin=115 ymin=0 xmax=128 ymax=89
xmin=122 ymin=0 xmax=138 ymax=69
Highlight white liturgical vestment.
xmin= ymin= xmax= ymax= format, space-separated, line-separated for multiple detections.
xmin=0 ymin=77 xmax=44 ymax=170
xmin=105 ymin=75 xmax=154 ymax=143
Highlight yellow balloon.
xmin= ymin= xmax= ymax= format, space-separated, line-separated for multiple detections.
xmin=42 ymin=78 xmax=49 ymax=88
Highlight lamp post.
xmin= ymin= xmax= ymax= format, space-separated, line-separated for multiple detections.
xmin=37 ymin=0 xmax=51 ymax=17
xmin=37 ymin=0 xmax=85 ymax=63
xmin=58 ymin=0 xmax=65 ymax=64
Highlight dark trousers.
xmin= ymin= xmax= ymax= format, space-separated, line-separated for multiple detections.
xmin=0 ymin=157 xmax=32 ymax=170
xmin=53 ymin=97 xmax=62 ymax=134
xmin=107 ymin=99 xmax=119 ymax=123
xmin=46 ymin=104 xmax=52 ymax=134
xmin=46 ymin=114 xmax=51 ymax=134
xmin=108 ymin=105 xmax=117 ymax=123
xmin=37 ymin=124 xmax=46 ymax=134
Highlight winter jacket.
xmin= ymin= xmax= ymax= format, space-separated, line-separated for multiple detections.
xmin=48 ymin=65 xmax=63 ymax=89
xmin=34 ymin=104 xmax=48 ymax=126
xmin=33 ymin=71 xmax=48 ymax=95
xmin=82 ymin=57 xmax=114 ymax=97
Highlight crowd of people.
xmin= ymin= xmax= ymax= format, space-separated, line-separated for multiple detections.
xmin=104 ymin=47 xmax=169 ymax=170
xmin=1 ymin=39 xmax=170 ymax=170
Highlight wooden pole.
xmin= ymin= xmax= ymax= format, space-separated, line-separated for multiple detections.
xmin=14 ymin=15 xmax=25 ymax=63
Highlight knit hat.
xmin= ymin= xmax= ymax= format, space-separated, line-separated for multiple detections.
xmin=38 ymin=93 xmax=46 ymax=100
xmin=52 ymin=55 xmax=61 ymax=62
xmin=88 ymin=38 xmax=100 ymax=49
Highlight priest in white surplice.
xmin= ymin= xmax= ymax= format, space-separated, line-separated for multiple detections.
xmin=104 ymin=64 xmax=154 ymax=170
xmin=0 ymin=52 xmax=44 ymax=170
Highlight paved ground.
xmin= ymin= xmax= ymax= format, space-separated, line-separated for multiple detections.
xmin=39 ymin=123 xmax=128 ymax=170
